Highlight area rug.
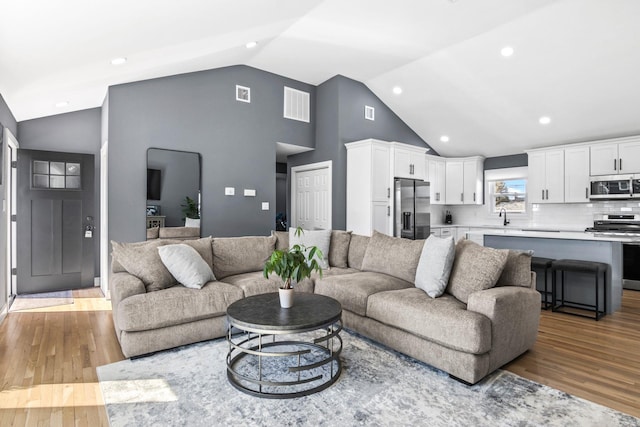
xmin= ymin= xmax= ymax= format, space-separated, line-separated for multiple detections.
xmin=9 ymin=290 xmax=74 ymax=311
xmin=97 ymin=331 xmax=639 ymax=427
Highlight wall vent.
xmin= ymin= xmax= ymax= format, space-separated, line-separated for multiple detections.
xmin=283 ymin=87 xmax=310 ymax=123
xmin=364 ymin=105 xmax=375 ymax=121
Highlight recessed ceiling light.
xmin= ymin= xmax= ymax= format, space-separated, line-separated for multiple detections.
xmin=501 ymin=46 xmax=514 ymax=57
xmin=245 ymin=41 xmax=258 ymax=49
xmin=539 ymin=116 xmax=551 ymax=125
xmin=392 ymin=86 xmax=403 ymax=95
xmin=111 ymin=57 xmax=127 ymax=66
xmin=440 ymin=135 xmax=450 ymax=143
xmin=55 ymin=101 xmax=69 ymax=108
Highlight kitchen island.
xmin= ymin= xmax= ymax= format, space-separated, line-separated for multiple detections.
xmin=467 ymin=229 xmax=625 ymax=314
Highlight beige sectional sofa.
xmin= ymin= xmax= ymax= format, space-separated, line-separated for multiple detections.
xmin=109 ymin=230 xmax=540 ymax=384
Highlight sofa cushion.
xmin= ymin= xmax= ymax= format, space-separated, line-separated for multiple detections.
xmin=289 ymin=228 xmax=331 ymax=269
xmin=366 ymin=288 xmax=492 ymax=354
xmin=224 ymin=271 xmax=314 ymax=297
xmin=314 ymin=271 xmax=413 ymax=316
xmin=158 ymin=244 xmax=215 ymax=289
xmin=496 ymin=250 xmax=533 ymax=288
xmin=212 ymin=235 xmax=276 ymax=279
xmin=116 ymin=281 xmax=244 ymax=332
xmin=347 ymin=234 xmax=369 ymax=270
xmin=111 ymin=240 xmax=176 ymax=292
xmin=146 ymin=226 xmax=160 ymax=239
xmin=446 ymin=240 xmax=508 ymax=304
xmin=329 ymin=230 xmax=352 ymax=268
xmin=272 ymin=230 xmax=289 ymax=251
xmin=361 ymin=231 xmax=425 ymax=284
xmin=415 ymin=235 xmax=455 ymax=298
xmin=159 ymin=227 xmax=200 ymax=240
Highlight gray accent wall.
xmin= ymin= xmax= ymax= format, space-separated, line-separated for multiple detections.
xmin=484 ymin=153 xmax=528 ymax=170
xmin=17 ymin=108 xmax=102 ymax=273
xmin=108 ymin=65 xmax=315 ymax=243
xmin=288 ymin=75 xmax=435 ymax=230
xmin=0 ymin=94 xmax=17 ymax=136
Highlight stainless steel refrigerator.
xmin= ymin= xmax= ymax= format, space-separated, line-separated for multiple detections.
xmin=394 ymin=178 xmax=431 ymax=239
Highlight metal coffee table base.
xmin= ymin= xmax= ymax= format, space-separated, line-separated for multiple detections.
xmin=226 ymin=321 xmax=343 ymax=399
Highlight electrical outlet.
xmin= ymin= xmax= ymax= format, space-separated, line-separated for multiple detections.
xmin=225 ymin=187 xmax=235 ymax=196
xmin=261 ymin=202 xmax=269 ymax=211
xmin=244 ymin=189 xmax=256 ymax=197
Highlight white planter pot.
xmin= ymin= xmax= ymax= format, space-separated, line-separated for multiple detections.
xmin=278 ymin=288 xmax=294 ymax=308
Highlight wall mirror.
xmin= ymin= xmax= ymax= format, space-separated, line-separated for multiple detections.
xmin=146 ymin=148 xmax=201 ymax=239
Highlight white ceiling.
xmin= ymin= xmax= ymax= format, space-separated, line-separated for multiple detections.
xmin=2 ymin=0 xmax=639 ymax=157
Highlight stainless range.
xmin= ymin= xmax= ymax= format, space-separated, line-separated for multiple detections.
xmin=585 ymin=214 xmax=640 ymax=290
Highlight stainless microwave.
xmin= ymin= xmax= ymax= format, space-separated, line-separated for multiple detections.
xmin=589 ymin=175 xmax=640 ymax=200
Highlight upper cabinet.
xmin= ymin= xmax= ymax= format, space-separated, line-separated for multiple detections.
xmin=527 ymin=149 xmax=564 ymax=203
xmin=564 ymin=145 xmax=590 ymax=203
xmin=590 ymin=138 xmax=640 ymax=176
xmin=445 ymin=157 xmax=483 ymax=205
xmin=426 ymin=155 xmax=446 ymax=205
xmin=391 ymin=142 xmax=427 ymax=180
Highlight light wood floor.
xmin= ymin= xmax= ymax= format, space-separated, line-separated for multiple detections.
xmin=0 ymin=288 xmax=639 ymax=425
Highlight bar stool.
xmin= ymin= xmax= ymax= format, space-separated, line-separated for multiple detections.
xmin=551 ymin=259 xmax=608 ymax=321
xmin=531 ymin=257 xmax=554 ymax=310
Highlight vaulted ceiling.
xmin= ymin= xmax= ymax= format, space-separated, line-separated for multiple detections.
xmin=1 ymin=0 xmax=639 ymax=157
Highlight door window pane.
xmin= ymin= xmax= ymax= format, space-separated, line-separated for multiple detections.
xmin=66 ymin=163 xmax=80 ymax=175
xmin=33 ymin=161 xmax=49 ymax=175
xmin=33 ymin=174 xmax=49 ymax=188
xmin=50 ymin=162 xmax=65 ymax=175
xmin=50 ymin=176 xmax=65 ymax=188
xmin=66 ymin=176 xmax=81 ymax=189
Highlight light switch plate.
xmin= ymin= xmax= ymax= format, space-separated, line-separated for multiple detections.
xmin=244 ymin=189 xmax=256 ymax=197
xmin=261 ymin=202 xmax=269 ymax=211
xmin=225 ymin=187 xmax=235 ymax=196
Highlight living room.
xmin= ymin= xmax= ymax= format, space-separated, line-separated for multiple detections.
xmin=1 ymin=1 xmax=640 ymax=425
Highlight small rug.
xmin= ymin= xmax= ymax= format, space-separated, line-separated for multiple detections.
xmin=97 ymin=331 xmax=639 ymax=427
xmin=9 ymin=290 xmax=74 ymax=312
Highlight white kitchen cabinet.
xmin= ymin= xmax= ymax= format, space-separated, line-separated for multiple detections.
xmin=426 ymin=155 xmax=446 ymax=205
xmin=455 ymin=227 xmax=469 ymax=241
xmin=346 ymin=139 xmax=392 ymax=236
xmin=445 ymin=157 xmax=483 ymax=205
xmin=564 ymin=145 xmax=590 ymax=203
xmin=439 ymin=227 xmax=455 ymax=239
xmin=590 ymin=138 xmax=640 ymax=175
xmin=527 ymin=148 xmax=564 ymax=203
xmin=392 ymin=143 xmax=427 ymax=180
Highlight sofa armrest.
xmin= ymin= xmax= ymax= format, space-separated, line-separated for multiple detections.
xmin=467 ymin=286 xmax=540 ymax=372
xmin=110 ymin=272 xmax=146 ymax=309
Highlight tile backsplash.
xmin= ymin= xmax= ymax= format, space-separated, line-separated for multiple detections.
xmin=432 ymin=201 xmax=640 ymax=231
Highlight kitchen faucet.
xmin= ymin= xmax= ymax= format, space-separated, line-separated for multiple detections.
xmin=499 ymin=208 xmax=510 ymax=226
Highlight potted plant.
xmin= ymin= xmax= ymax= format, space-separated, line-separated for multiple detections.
xmin=181 ymin=196 xmax=200 ymax=225
xmin=263 ymin=227 xmax=323 ymax=308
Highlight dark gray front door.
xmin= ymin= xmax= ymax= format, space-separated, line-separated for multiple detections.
xmin=17 ymin=149 xmax=95 ymax=294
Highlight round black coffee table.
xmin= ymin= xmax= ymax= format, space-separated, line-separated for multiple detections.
xmin=226 ymin=292 xmax=343 ymax=399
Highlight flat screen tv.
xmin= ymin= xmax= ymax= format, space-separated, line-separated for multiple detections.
xmin=147 ymin=168 xmax=161 ymax=200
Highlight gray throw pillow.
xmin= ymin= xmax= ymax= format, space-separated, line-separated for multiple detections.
xmin=496 ymin=249 xmax=533 ymax=288
xmin=158 ymin=244 xmax=215 ymax=289
xmin=446 ymin=239 xmax=508 ymax=303
xmin=329 ymin=230 xmax=352 ymax=268
xmin=414 ymin=235 xmax=455 ymax=298
xmin=361 ymin=231 xmax=425 ymax=284
xmin=289 ymin=228 xmax=331 ymax=269
xmin=111 ymin=240 xmax=176 ymax=292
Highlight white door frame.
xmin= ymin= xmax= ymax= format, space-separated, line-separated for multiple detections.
xmin=100 ymin=141 xmax=109 ymax=298
xmin=290 ymin=160 xmax=332 ymax=230
xmin=4 ymin=129 xmax=18 ymax=305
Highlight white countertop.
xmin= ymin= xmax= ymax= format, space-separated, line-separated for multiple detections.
xmin=466 ymin=229 xmax=640 ymax=243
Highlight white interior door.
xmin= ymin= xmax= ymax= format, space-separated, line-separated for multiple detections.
xmin=291 ymin=161 xmax=332 ymax=230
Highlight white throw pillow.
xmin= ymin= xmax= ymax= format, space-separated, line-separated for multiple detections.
xmin=414 ymin=235 xmax=455 ymax=298
xmin=289 ymin=228 xmax=331 ymax=269
xmin=158 ymin=244 xmax=215 ymax=289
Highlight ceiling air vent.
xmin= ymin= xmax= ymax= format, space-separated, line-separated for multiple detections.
xmin=364 ymin=105 xmax=375 ymax=121
xmin=283 ymin=87 xmax=310 ymax=123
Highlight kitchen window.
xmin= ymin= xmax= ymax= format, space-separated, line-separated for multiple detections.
xmin=485 ymin=167 xmax=528 ymax=214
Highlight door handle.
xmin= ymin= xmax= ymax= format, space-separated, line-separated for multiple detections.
xmin=585 ymin=187 xmax=588 ymax=199
xmin=545 ymin=189 xmax=549 ymax=200
xmin=620 ymin=158 xmax=623 ymax=171
xmin=542 ymin=189 xmax=545 ymax=200
xmin=614 ymin=159 xmax=617 ymax=171
xmin=387 ymin=206 xmax=390 ymax=216
xmin=461 ymin=193 xmax=464 ymax=202
xmin=473 ymin=192 xmax=476 ymax=202
xmin=387 ymin=187 xmax=390 ymax=198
